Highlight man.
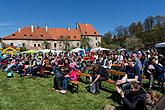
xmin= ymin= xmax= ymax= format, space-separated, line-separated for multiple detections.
xmin=116 ymin=81 xmax=147 ymax=110
xmin=90 ymin=64 xmax=110 ymax=94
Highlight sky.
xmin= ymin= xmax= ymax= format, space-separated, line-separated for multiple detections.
xmin=0 ymin=0 xmax=165 ymax=37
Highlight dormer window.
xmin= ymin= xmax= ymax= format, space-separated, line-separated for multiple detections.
xmin=60 ymin=36 xmax=63 ymax=39
xmin=30 ymin=35 xmax=32 ymax=36
xmin=85 ymin=31 xmax=87 ymax=34
xmin=74 ymin=36 xmax=77 ymax=38
xmin=94 ymin=32 xmax=96 ymax=34
xmin=41 ymin=35 xmax=43 ymax=37
xmin=12 ymin=34 xmax=15 ymax=36
xmin=68 ymin=36 xmax=71 ymax=39
xmin=24 ymin=34 xmax=27 ymax=36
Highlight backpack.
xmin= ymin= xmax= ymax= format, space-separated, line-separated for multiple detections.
xmin=90 ymin=83 xmax=97 ymax=94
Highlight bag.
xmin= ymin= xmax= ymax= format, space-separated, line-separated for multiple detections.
xmin=90 ymin=83 xmax=97 ymax=94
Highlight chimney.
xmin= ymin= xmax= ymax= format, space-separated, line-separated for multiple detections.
xmin=45 ymin=25 xmax=48 ymax=32
xmin=85 ymin=22 xmax=88 ymax=26
xmin=67 ymin=26 xmax=71 ymax=31
xmin=18 ymin=28 xmax=21 ymax=33
xmin=31 ymin=25 xmax=34 ymax=32
xmin=76 ymin=22 xmax=79 ymax=29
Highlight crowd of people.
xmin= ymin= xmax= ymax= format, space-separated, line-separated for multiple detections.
xmin=0 ymin=48 xmax=164 ymax=110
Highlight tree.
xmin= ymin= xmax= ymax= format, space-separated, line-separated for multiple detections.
xmin=42 ymin=40 xmax=51 ymax=49
xmin=144 ymin=16 xmax=154 ymax=32
xmin=125 ymin=37 xmax=145 ymax=50
xmin=114 ymin=25 xmax=129 ymax=38
xmin=59 ymin=36 xmax=70 ymax=51
xmin=80 ymin=36 xmax=91 ymax=49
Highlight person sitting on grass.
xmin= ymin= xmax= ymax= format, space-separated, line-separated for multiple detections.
xmin=60 ymin=63 xmax=77 ymax=94
xmin=116 ymin=81 xmax=147 ymax=110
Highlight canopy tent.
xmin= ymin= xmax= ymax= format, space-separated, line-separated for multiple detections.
xmin=36 ymin=49 xmax=55 ymax=54
xmin=70 ymin=48 xmax=85 ymax=53
xmin=90 ymin=47 xmax=110 ymax=52
xmin=155 ymin=42 xmax=165 ymax=48
xmin=22 ymin=50 xmax=36 ymax=54
xmin=117 ymin=48 xmax=126 ymax=51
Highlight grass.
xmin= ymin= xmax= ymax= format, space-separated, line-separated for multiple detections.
xmin=0 ymin=71 xmax=163 ymax=110
xmin=0 ymin=71 xmax=118 ymax=110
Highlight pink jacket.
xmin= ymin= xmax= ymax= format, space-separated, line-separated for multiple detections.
xmin=69 ymin=70 xmax=77 ymax=81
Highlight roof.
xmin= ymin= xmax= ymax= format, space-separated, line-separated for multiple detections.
xmin=3 ymin=23 xmax=100 ymax=40
xmin=77 ymin=23 xmax=100 ymax=36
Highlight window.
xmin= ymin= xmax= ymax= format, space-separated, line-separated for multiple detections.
xmin=85 ymin=31 xmax=87 ymax=34
xmin=41 ymin=35 xmax=43 ymax=37
xmin=94 ymin=32 xmax=97 ymax=34
xmin=77 ymin=43 xmax=79 ymax=47
xmin=22 ymin=43 xmax=25 ymax=47
xmin=10 ymin=43 xmax=13 ymax=46
xmin=95 ymin=37 xmax=97 ymax=40
xmin=60 ymin=44 xmax=62 ymax=47
xmin=68 ymin=36 xmax=71 ymax=39
xmin=12 ymin=34 xmax=15 ymax=36
xmin=74 ymin=36 xmax=77 ymax=38
xmin=38 ymin=44 xmax=40 ymax=47
xmin=24 ymin=34 xmax=27 ymax=36
xmin=96 ymin=43 xmax=97 ymax=46
xmin=68 ymin=43 xmax=70 ymax=47
xmin=34 ymin=44 xmax=36 ymax=47
xmin=30 ymin=35 xmax=32 ymax=36
xmin=60 ymin=36 xmax=63 ymax=39
xmin=54 ymin=43 xmax=56 ymax=48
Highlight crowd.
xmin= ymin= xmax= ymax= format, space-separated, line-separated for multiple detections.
xmin=0 ymin=48 xmax=164 ymax=110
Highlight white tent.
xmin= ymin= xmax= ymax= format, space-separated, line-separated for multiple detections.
xmin=70 ymin=48 xmax=85 ymax=53
xmin=91 ymin=47 xmax=110 ymax=52
xmin=36 ymin=49 xmax=54 ymax=53
xmin=155 ymin=42 xmax=165 ymax=48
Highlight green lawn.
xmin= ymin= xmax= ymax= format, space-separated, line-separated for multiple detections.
xmin=0 ymin=71 xmax=119 ymax=110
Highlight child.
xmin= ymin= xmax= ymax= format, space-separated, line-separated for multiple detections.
xmin=60 ymin=63 xmax=77 ymax=94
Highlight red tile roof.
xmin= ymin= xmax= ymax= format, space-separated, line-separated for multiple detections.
xmin=3 ymin=23 xmax=100 ymax=40
xmin=77 ymin=23 xmax=100 ymax=36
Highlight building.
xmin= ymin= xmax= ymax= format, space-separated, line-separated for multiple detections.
xmin=2 ymin=23 xmax=101 ymax=50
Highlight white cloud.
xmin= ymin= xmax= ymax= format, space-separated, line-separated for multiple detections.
xmin=0 ymin=22 xmax=14 ymax=27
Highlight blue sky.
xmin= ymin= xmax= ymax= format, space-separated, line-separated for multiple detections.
xmin=0 ymin=0 xmax=165 ymax=37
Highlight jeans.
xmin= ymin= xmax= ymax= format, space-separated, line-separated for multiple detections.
xmin=62 ymin=77 xmax=70 ymax=90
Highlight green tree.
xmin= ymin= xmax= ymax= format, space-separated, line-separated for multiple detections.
xmin=80 ymin=36 xmax=91 ymax=49
xmin=42 ymin=40 xmax=51 ymax=49
xmin=125 ymin=37 xmax=145 ymax=50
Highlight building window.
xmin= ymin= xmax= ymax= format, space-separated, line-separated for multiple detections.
xmin=95 ymin=37 xmax=97 ymax=40
xmin=94 ymin=32 xmax=96 ymax=34
xmin=34 ymin=44 xmax=36 ymax=47
xmin=68 ymin=43 xmax=70 ymax=47
xmin=22 ymin=43 xmax=25 ymax=47
xmin=12 ymin=34 xmax=15 ymax=36
xmin=30 ymin=35 xmax=32 ymax=36
xmin=24 ymin=34 xmax=27 ymax=36
xmin=60 ymin=44 xmax=62 ymax=47
xmin=54 ymin=43 xmax=56 ymax=48
xmin=41 ymin=35 xmax=43 ymax=37
xmin=38 ymin=44 xmax=40 ymax=47
xmin=74 ymin=36 xmax=77 ymax=38
xmin=85 ymin=31 xmax=87 ymax=34
xmin=77 ymin=43 xmax=79 ymax=47
xmin=60 ymin=36 xmax=63 ymax=39
xmin=68 ymin=36 xmax=70 ymax=39
xmin=96 ymin=43 xmax=97 ymax=46
xmin=10 ymin=43 xmax=13 ymax=46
